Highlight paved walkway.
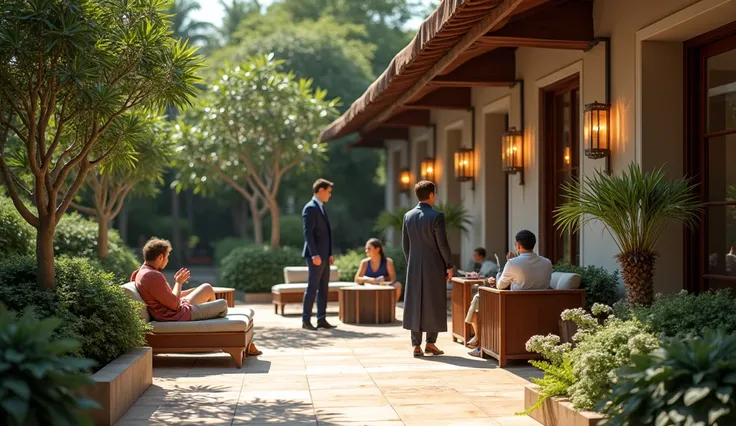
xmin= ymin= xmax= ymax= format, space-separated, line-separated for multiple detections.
xmin=116 ymin=302 xmax=542 ymax=426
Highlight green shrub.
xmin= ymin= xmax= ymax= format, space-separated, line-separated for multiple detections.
xmin=0 ymin=256 xmax=149 ymax=368
xmin=0 ymin=306 xmax=100 ymax=426
xmin=219 ymin=245 xmax=304 ymax=293
xmin=0 ymin=196 xmax=34 ymax=257
xmin=384 ymin=247 xmax=407 ymax=285
xmin=553 ymin=262 xmax=620 ymax=310
xmin=334 ymin=249 xmax=364 ymax=281
xmin=55 ymin=213 xmax=139 ymax=282
xmin=599 ymin=329 xmax=736 ymax=426
xmin=212 ymin=237 xmax=252 ymax=265
xmin=631 ymin=289 xmax=736 ymax=339
xmin=334 ymin=246 xmax=407 ymax=283
xmin=524 ymin=304 xmax=659 ymax=412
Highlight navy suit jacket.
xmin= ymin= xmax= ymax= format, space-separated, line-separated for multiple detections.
xmin=302 ymin=198 xmax=332 ymax=259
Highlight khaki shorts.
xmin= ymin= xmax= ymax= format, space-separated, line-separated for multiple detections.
xmin=465 ymin=293 xmax=480 ymax=324
xmin=190 ymin=299 xmax=228 ymax=321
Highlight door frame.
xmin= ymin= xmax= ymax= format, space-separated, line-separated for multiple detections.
xmin=684 ymin=21 xmax=736 ymax=293
xmin=539 ymin=73 xmax=581 ymax=263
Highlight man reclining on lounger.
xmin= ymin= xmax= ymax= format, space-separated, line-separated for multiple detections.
xmin=132 ymin=237 xmax=262 ymax=355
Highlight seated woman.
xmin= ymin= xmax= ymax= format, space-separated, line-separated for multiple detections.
xmin=354 ymin=238 xmax=403 ymax=301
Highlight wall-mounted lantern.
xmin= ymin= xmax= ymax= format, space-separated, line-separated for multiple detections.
xmin=502 ymin=127 xmax=523 ymax=174
xmin=399 ymin=168 xmax=412 ymax=192
xmin=454 ymin=148 xmax=474 ymax=182
xmin=583 ymin=101 xmax=611 ymax=160
xmin=420 ymin=157 xmax=435 ymax=181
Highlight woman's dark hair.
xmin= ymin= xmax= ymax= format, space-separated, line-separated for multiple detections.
xmin=367 ymin=238 xmax=386 ymax=261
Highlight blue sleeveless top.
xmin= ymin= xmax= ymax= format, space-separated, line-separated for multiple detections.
xmin=365 ymin=257 xmax=388 ymax=278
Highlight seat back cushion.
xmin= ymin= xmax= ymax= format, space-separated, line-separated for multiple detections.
xmin=284 ymin=266 xmax=339 ymax=283
xmin=550 ymin=272 xmax=582 ymax=290
xmin=121 ymin=282 xmax=151 ymax=322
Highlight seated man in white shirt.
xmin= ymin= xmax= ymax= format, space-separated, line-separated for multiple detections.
xmin=465 ymin=230 xmax=552 ymax=356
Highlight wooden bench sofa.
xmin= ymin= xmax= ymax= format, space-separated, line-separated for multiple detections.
xmin=121 ymin=283 xmax=255 ymax=368
xmin=272 ymin=266 xmax=356 ymax=315
xmin=478 ymin=272 xmax=585 ymax=367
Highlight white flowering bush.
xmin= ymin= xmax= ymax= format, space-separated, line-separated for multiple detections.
xmin=522 ymin=303 xmax=659 ymax=413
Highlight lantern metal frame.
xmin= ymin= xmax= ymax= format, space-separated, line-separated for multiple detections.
xmin=454 ymin=148 xmax=474 ymax=183
xmin=583 ymin=37 xmax=612 ymax=174
xmin=398 ymin=168 xmax=412 ymax=192
xmin=502 ymin=127 xmax=524 ymax=174
xmin=420 ymin=157 xmax=435 ymax=181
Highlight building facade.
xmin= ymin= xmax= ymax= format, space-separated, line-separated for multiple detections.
xmin=320 ymin=0 xmax=736 ymax=295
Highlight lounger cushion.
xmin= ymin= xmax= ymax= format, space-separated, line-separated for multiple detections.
xmin=150 ymin=313 xmax=252 ymax=334
xmin=121 ymin=282 xmax=151 ymax=322
xmin=284 ymin=266 xmax=340 ymax=283
xmin=272 ymin=281 xmax=357 ymax=294
xmin=549 ymin=272 xmax=582 ymax=290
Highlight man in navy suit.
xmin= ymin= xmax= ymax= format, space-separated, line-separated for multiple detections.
xmin=301 ymin=178 xmax=335 ymax=330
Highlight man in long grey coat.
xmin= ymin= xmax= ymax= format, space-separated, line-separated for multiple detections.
xmin=402 ymin=180 xmax=454 ymax=357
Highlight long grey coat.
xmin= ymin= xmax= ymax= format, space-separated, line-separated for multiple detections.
xmin=401 ymin=202 xmax=454 ymax=332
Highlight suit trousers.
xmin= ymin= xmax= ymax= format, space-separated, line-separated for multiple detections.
xmin=411 ymin=331 xmax=438 ymax=347
xmin=302 ymin=258 xmax=330 ymax=322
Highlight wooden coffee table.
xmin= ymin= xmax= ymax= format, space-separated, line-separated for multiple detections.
xmin=339 ymin=285 xmax=396 ymax=324
xmin=212 ymin=286 xmax=236 ymax=308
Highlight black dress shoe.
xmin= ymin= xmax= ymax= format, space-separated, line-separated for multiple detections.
xmin=317 ymin=319 xmax=336 ymax=329
xmin=302 ymin=321 xmax=317 ymax=331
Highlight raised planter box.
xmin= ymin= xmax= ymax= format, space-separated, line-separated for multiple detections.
xmin=524 ymin=384 xmax=604 ymax=426
xmin=84 ymin=347 xmax=152 ymax=426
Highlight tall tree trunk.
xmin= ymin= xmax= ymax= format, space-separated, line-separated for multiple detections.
xmin=248 ymin=198 xmax=263 ymax=245
xmin=97 ymin=217 xmax=110 ymax=260
xmin=36 ymin=217 xmax=55 ymax=290
xmin=118 ymin=201 xmax=129 ymax=244
xmin=171 ymin=187 xmax=182 ymax=265
xmin=269 ymin=199 xmax=280 ymax=249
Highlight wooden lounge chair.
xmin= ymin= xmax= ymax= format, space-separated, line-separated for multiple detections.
xmin=271 ymin=266 xmax=356 ymax=315
xmin=121 ymin=283 xmax=255 ymax=368
xmin=478 ymin=272 xmax=585 ymax=367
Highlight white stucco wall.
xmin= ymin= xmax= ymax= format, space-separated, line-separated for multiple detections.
xmin=388 ymin=0 xmax=735 ymax=293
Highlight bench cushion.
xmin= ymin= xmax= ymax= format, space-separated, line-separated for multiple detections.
xmin=550 ymin=272 xmax=582 ymax=290
xmin=284 ymin=266 xmax=340 ymax=283
xmin=121 ymin=282 xmax=151 ymax=322
xmin=272 ymin=281 xmax=357 ymax=294
xmin=150 ymin=313 xmax=252 ymax=334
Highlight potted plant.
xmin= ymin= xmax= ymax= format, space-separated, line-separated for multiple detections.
xmin=555 ymin=164 xmax=700 ymax=307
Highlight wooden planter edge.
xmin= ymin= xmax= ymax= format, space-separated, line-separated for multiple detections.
xmin=524 ymin=384 xmax=604 ymax=426
xmin=83 ymin=347 xmax=153 ymax=426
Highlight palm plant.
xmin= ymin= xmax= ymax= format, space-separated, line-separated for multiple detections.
xmin=555 ymin=164 xmax=701 ymax=307
xmin=167 ymin=0 xmax=216 ymax=45
xmin=374 ymin=203 xmax=472 ymax=237
xmin=219 ymin=0 xmax=261 ymax=45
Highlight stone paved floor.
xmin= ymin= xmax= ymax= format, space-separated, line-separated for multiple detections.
xmin=116 ymin=301 xmax=543 ymax=426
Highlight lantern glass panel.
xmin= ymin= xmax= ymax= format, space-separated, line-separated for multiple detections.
xmin=583 ymin=102 xmax=611 ymax=159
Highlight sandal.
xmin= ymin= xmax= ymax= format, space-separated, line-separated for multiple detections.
xmin=466 ymin=337 xmax=478 ymax=349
